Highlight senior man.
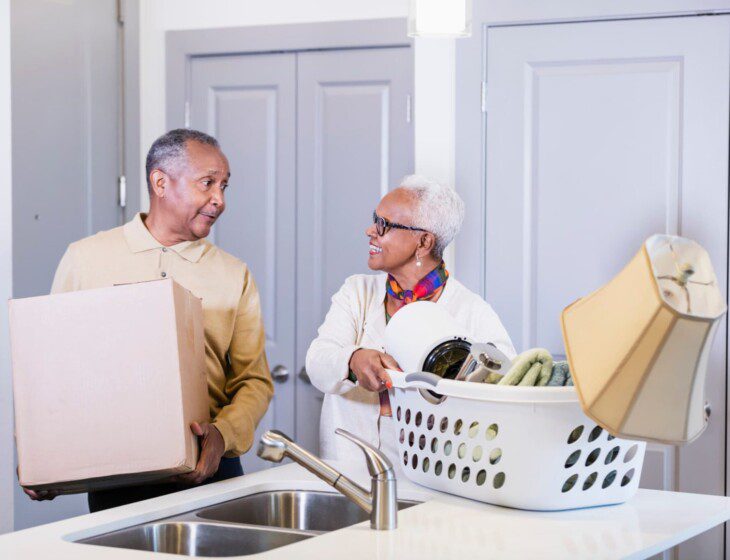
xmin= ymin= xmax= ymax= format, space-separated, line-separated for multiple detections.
xmin=23 ymin=128 xmax=273 ymax=511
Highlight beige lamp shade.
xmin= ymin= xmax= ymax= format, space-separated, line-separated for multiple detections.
xmin=561 ymin=234 xmax=726 ymax=444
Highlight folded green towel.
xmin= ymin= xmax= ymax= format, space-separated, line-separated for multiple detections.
xmin=497 ymin=348 xmax=553 ymax=386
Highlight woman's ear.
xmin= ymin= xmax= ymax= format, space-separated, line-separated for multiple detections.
xmin=420 ymin=232 xmax=436 ymax=254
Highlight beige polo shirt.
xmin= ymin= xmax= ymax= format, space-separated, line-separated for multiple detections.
xmin=51 ymin=213 xmax=273 ymax=458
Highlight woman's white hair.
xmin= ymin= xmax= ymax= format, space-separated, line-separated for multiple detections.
xmin=398 ymin=175 xmax=465 ymax=259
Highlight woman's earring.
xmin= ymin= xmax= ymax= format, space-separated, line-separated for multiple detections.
xmin=416 ymin=252 xmax=422 ymax=267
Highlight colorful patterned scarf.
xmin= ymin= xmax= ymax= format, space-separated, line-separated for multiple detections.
xmin=386 ymin=261 xmax=449 ymax=304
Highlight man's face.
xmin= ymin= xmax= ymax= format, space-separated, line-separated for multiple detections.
xmin=156 ymin=140 xmax=231 ymax=241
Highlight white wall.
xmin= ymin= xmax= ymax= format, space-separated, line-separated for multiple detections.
xmin=138 ymin=0 xmax=457 ymax=225
xmin=0 ymin=0 xmax=14 ymax=535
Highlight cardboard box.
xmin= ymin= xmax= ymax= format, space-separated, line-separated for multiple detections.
xmin=9 ymin=279 xmax=209 ymax=493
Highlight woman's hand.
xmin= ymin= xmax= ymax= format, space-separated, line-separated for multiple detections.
xmin=349 ymin=349 xmax=401 ymax=392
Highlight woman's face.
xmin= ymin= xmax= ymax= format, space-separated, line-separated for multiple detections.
xmin=366 ymin=189 xmax=422 ymax=272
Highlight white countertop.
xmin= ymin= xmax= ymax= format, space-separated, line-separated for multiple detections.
xmin=2 ymin=462 xmax=730 ymax=559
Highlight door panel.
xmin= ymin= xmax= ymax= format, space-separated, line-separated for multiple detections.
xmin=189 ymin=53 xmax=297 ymax=473
xmin=11 ymin=0 xmax=121 ymax=529
xmin=484 ymin=17 xmax=728 ymax=559
xmin=296 ymin=48 xmax=414 ymax=453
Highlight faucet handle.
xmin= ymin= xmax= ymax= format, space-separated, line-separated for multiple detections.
xmin=335 ymin=428 xmax=394 ymax=478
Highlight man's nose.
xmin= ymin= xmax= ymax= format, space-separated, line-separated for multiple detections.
xmin=210 ymin=186 xmax=225 ymax=207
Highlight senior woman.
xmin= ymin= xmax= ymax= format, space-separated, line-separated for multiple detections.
xmin=305 ymin=175 xmax=515 ymax=467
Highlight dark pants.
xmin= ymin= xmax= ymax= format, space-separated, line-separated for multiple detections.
xmin=87 ymin=457 xmax=244 ymax=513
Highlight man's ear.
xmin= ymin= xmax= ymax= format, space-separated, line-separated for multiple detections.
xmin=149 ymin=169 xmax=168 ymax=199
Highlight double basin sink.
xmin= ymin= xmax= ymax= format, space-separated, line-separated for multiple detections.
xmin=78 ymin=490 xmax=419 ymax=557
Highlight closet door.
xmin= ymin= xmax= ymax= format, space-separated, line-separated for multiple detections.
xmin=296 ymin=47 xmax=415 ymax=454
xmin=189 ymin=53 xmax=297 ymax=473
xmin=483 ymin=16 xmax=729 ymax=559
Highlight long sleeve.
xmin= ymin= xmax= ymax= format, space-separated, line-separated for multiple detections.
xmin=305 ymin=278 xmax=362 ymax=396
xmin=477 ymin=301 xmax=517 ymax=360
xmin=211 ymin=269 xmax=274 ymax=457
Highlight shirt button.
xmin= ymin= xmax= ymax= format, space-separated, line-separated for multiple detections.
xmin=161 ymin=247 xmax=167 ymax=252
xmin=161 ymin=272 xmax=167 ymax=278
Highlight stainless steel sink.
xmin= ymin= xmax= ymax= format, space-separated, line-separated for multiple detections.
xmin=78 ymin=521 xmax=311 ymax=557
xmin=197 ymin=490 xmax=419 ymax=533
xmin=76 ymin=490 xmax=421 ymax=557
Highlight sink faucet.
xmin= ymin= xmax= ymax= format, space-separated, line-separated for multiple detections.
xmin=257 ymin=428 xmax=398 ymax=530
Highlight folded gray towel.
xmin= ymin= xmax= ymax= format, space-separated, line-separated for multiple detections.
xmin=548 ymin=361 xmax=573 ymax=386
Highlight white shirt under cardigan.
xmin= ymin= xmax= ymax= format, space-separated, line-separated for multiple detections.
xmin=305 ymin=273 xmax=516 ymax=465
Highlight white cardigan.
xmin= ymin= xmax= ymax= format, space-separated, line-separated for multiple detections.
xmin=305 ymin=273 xmax=516 ymax=462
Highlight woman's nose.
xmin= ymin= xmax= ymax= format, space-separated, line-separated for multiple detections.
xmin=365 ymin=223 xmax=377 ymax=237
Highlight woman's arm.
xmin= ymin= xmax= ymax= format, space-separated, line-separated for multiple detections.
xmin=305 ymin=278 xmax=363 ymax=395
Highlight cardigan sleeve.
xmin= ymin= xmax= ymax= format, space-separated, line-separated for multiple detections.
xmin=305 ymin=277 xmax=364 ymax=395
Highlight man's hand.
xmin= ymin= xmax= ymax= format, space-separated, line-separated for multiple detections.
xmin=174 ymin=422 xmax=225 ymax=485
xmin=349 ymin=349 xmax=401 ymax=392
xmin=17 ymin=467 xmax=59 ymax=501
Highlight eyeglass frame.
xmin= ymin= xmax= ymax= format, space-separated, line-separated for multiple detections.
xmin=372 ymin=211 xmax=429 ymax=237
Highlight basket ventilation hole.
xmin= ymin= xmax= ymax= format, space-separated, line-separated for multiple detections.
xmin=403 ymin=451 xmax=408 ymax=466
xmin=454 ymin=419 xmax=463 ymax=436
xmin=412 ymin=454 xmax=418 ymax=470
xmin=489 ymin=448 xmax=502 ymax=465
xmin=405 ymin=409 xmax=411 ymax=425
xmin=422 ymin=457 xmax=430 ymax=473
xmin=607 ymin=434 xmax=616 ymax=441
xmin=562 ymin=474 xmax=579 ymax=493
xmin=448 ymin=464 xmax=456 ymax=479
xmin=418 ymin=434 xmax=426 ymax=450
xmin=415 ymin=412 xmax=422 ymax=427
xmin=476 ymin=470 xmax=487 ymax=486
xmin=621 ymin=469 xmax=636 ymax=487
xmin=493 ymin=472 xmax=506 ymax=489
xmin=472 ymin=445 xmax=483 ymax=462
xmin=565 ymin=450 xmax=581 ymax=468
xmin=431 ymin=437 xmax=439 ymax=453
xmin=427 ymin=414 xmax=435 ymax=430
xmin=461 ymin=467 xmax=471 ymax=483
xmin=440 ymin=417 xmax=449 ymax=433
xmin=399 ymin=429 xmax=405 ymax=444
xmin=604 ymin=446 xmax=620 ymax=465
xmin=486 ymin=423 xmax=499 ymax=441
xmin=444 ymin=440 xmax=453 ymax=456
xmin=602 ymin=470 xmax=617 ymax=489
xmin=457 ymin=443 xmax=467 ymax=459
xmin=588 ymin=426 xmax=603 ymax=442
xmin=585 ymin=448 xmax=600 ymax=467
xmin=624 ymin=444 xmax=639 ymax=463
xmin=582 ymin=472 xmax=598 ymax=491
xmin=567 ymin=425 xmax=584 ymax=444
xmin=468 ymin=422 xmax=480 ymax=438
xmin=434 ymin=461 xmax=443 ymax=476
xmin=408 ymin=431 xmax=415 ymax=447
xmin=396 ymin=407 xmax=402 ymax=421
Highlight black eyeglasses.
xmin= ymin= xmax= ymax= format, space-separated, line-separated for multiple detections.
xmin=372 ymin=211 xmax=428 ymax=237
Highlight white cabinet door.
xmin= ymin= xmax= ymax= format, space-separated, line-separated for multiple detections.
xmin=484 ymin=16 xmax=729 ymax=559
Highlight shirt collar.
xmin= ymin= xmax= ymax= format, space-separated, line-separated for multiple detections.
xmin=123 ymin=213 xmax=207 ymax=263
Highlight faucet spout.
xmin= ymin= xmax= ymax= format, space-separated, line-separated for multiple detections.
xmin=257 ymin=430 xmax=397 ymax=530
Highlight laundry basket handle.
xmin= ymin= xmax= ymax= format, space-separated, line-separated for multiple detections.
xmin=404 ymin=371 xmax=442 ymax=386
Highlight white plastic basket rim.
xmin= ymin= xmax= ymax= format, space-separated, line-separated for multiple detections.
xmin=387 ymin=369 xmax=579 ymax=404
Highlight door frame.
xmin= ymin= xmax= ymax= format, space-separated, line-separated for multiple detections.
xmin=166 ymin=18 xmax=412 ymax=131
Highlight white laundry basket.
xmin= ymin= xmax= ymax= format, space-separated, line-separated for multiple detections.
xmin=388 ymin=371 xmax=647 ymax=511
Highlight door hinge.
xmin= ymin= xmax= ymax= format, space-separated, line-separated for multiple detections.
xmin=118 ymin=175 xmax=127 ymax=208
xmin=184 ymin=101 xmax=191 ymax=128
xmin=406 ymin=94 xmax=412 ymax=124
xmin=116 ymin=0 xmax=124 ymax=24
xmin=481 ymin=81 xmax=488 ymax=113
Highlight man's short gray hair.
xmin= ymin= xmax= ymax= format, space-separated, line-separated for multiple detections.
xmin=145 ymin=128 xmax=220 ymax=192
xmin=399 ymin=175 xmax=465 ymax=259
